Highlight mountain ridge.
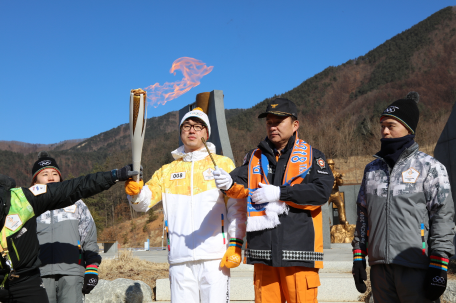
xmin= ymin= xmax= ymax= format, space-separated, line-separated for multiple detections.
xmin=1 ymin=6 xmax=455 ymax=236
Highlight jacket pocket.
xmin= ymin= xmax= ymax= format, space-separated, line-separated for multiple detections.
xmin=306 ymin=274 xmax=320 ymax=288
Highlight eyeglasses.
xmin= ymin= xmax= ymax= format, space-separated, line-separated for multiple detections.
xmin=181 ymin=124 xmax=205 ymax=132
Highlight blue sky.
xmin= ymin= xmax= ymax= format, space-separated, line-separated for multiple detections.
xmin=1 ymin=1 xmax=453 ymax=144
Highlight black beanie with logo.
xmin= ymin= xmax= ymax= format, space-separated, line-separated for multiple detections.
xmin=380 ymin=92 xmax=420 ymax=134
xmin=32 ymin=151 xmax=62 ymax=181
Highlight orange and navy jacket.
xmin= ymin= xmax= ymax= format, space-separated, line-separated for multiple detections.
xmin=226 ymin=135 xmax=333 ymax=268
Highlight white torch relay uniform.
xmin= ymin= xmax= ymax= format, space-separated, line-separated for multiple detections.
xmin=128 ymin=142 xmax=246 ymax=303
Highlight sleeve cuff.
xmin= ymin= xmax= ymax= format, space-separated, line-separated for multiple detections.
xmin=353 ymin=249 xmax=367 ymax=261
xmin=279 ymin=186 xmax=288 ymax=201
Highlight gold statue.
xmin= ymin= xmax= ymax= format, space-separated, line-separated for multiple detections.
xmin=328 ymin=159 xmax=347 ymax=225
xmin=328 ymin=159 xmax=355 ymax=243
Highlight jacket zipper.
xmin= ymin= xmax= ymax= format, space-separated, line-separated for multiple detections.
xmin=51 ymin=210 xmax=54 ymax=272
xmin=10 ymin=239 xmax=19 ymax=261
xmin=376 ymin=147 xmax=417 ymax=263
xmin=191 ymin=157 xmax=195 ymax=261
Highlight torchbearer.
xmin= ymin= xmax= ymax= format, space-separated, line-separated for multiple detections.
xmin=129 ymin=89 xmax=147 ymax=203
xmin=125 ymin=106 xmax=247 ymax=303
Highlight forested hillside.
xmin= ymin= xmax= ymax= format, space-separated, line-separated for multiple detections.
xmin=1 ymin=6 xmax=455 ymax=240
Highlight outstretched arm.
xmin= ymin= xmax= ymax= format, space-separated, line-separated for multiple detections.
xmin=25 ymin=171 xmax=116 ymax=217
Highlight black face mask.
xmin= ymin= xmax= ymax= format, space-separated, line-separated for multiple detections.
xmin=377 ymin=135 xmax=415 ymax=168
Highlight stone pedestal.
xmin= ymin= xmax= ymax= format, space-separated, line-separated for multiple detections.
xmin=321 ymin=202 xmax=332 ymax=249
xmin=339 ymin=184 xmax=361 ymax=225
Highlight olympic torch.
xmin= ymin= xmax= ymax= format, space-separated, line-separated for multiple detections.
xmin=130 ymin=89 xmax=147 ymax=203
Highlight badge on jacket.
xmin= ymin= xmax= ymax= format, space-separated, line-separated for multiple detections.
xmin=203 ymin=168 xmax=214 ymax=181
xmin=316 ymin=158 xmax=326 ymax=169
xmin=5 ymin=214 xmax=22 ymax=231
xmin=170 ymin=172 xmax=186 ymax=180
xmin=402 ymin=168 xmax=420 ymax=183
xmin=29 ymin=184 xmax=47 ymax=196
xmin=63 ymin=205 xmax=77 ymax=213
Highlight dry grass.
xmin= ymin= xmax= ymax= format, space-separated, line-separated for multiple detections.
xmin=99 ymin=250 xmax=169 ymax=300
xmin=99 ymin=212 xmax=165 ymax=248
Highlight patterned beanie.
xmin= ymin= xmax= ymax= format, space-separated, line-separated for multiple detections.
xmin=32 ymin=151 xmax=62 ymax=181
xmin=381 ymin=91 xmax=420 ymax=134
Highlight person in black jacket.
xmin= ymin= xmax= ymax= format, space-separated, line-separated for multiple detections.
xmin=0 ymin=165 xmax=137 ymax=303
xmin=213 ymin=98 xmax=334 ymax=303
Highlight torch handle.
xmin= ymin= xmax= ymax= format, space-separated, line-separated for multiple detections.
xmin=132 ymin=161 xmax=141 ymax=182
xmin=201 ymin=137 xmax=218 ymax=170
xmin=130 ymin=89 xmax=147 ymax=203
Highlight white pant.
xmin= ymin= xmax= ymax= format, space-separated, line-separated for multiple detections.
xmin=169 ymin=259 xmax=230 ymax=303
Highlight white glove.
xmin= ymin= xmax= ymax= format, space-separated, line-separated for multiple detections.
xmin=213 ymin=168 xmax=233 ymax=191
xmin=251 ymin=182 xmax=280 ymax=204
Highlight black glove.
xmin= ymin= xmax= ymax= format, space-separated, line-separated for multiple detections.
xmin=0 ymin=174 xmax=16 ymax=190
xmin=112 ymin=164 xmax=140 ymax=182
xmin=82 ymin=265 xmax=99 ymax=294
xmin=352 ymin=259 xmax=367 ymax=293
xmin=424 ymin=255 xmax=448 ymax=301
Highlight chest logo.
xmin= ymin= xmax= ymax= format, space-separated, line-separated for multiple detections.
xmin=170 ymin=172 xmax=186 ymax=180
xmin=402 ymin=168 xmax=420 ymax=183
xmin=63 ymin=205 xmax=77 ymax=213
xmin=29 ymin=184 xmax=47 ymax=196
xmin=5 ymin=214 xmax=22 ymax=232
xmin=203 ymin=168 xmax=214 ymax=181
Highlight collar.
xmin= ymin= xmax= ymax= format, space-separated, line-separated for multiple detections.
xmin=260 ymin=134 xmax=296 ymax=156
xmin=374 ymin=142 xmax=419 ymax=164
xmin=171 ymin=142 xmax=216 ymax=162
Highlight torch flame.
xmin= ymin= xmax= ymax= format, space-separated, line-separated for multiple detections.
xmin=145 ymin=57 xmax=213 ymax=107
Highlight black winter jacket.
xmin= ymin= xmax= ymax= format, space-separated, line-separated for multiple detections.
xmin=230 ymin=135 xmax=333 ymax=268
xmin=0 ymin=171 xmax=114 ymax=284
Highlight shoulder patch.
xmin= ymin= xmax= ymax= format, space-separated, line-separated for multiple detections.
xmin=315 ymin=158 xmax=326 ymax=169
xmin=29 ymin=184 xmax=47 ymax=196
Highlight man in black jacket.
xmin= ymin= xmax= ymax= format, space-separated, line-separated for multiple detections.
xmin=213 ymin=98 xmax=333 ymax=303
xmin=0 ymin=165 xmax=137 ymax=303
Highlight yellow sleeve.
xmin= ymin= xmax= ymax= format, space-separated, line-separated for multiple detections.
xmin=216 ymin=155 xmax=236 ymax=173
xmin=145 ymin=168 xmax=164 ymax=209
